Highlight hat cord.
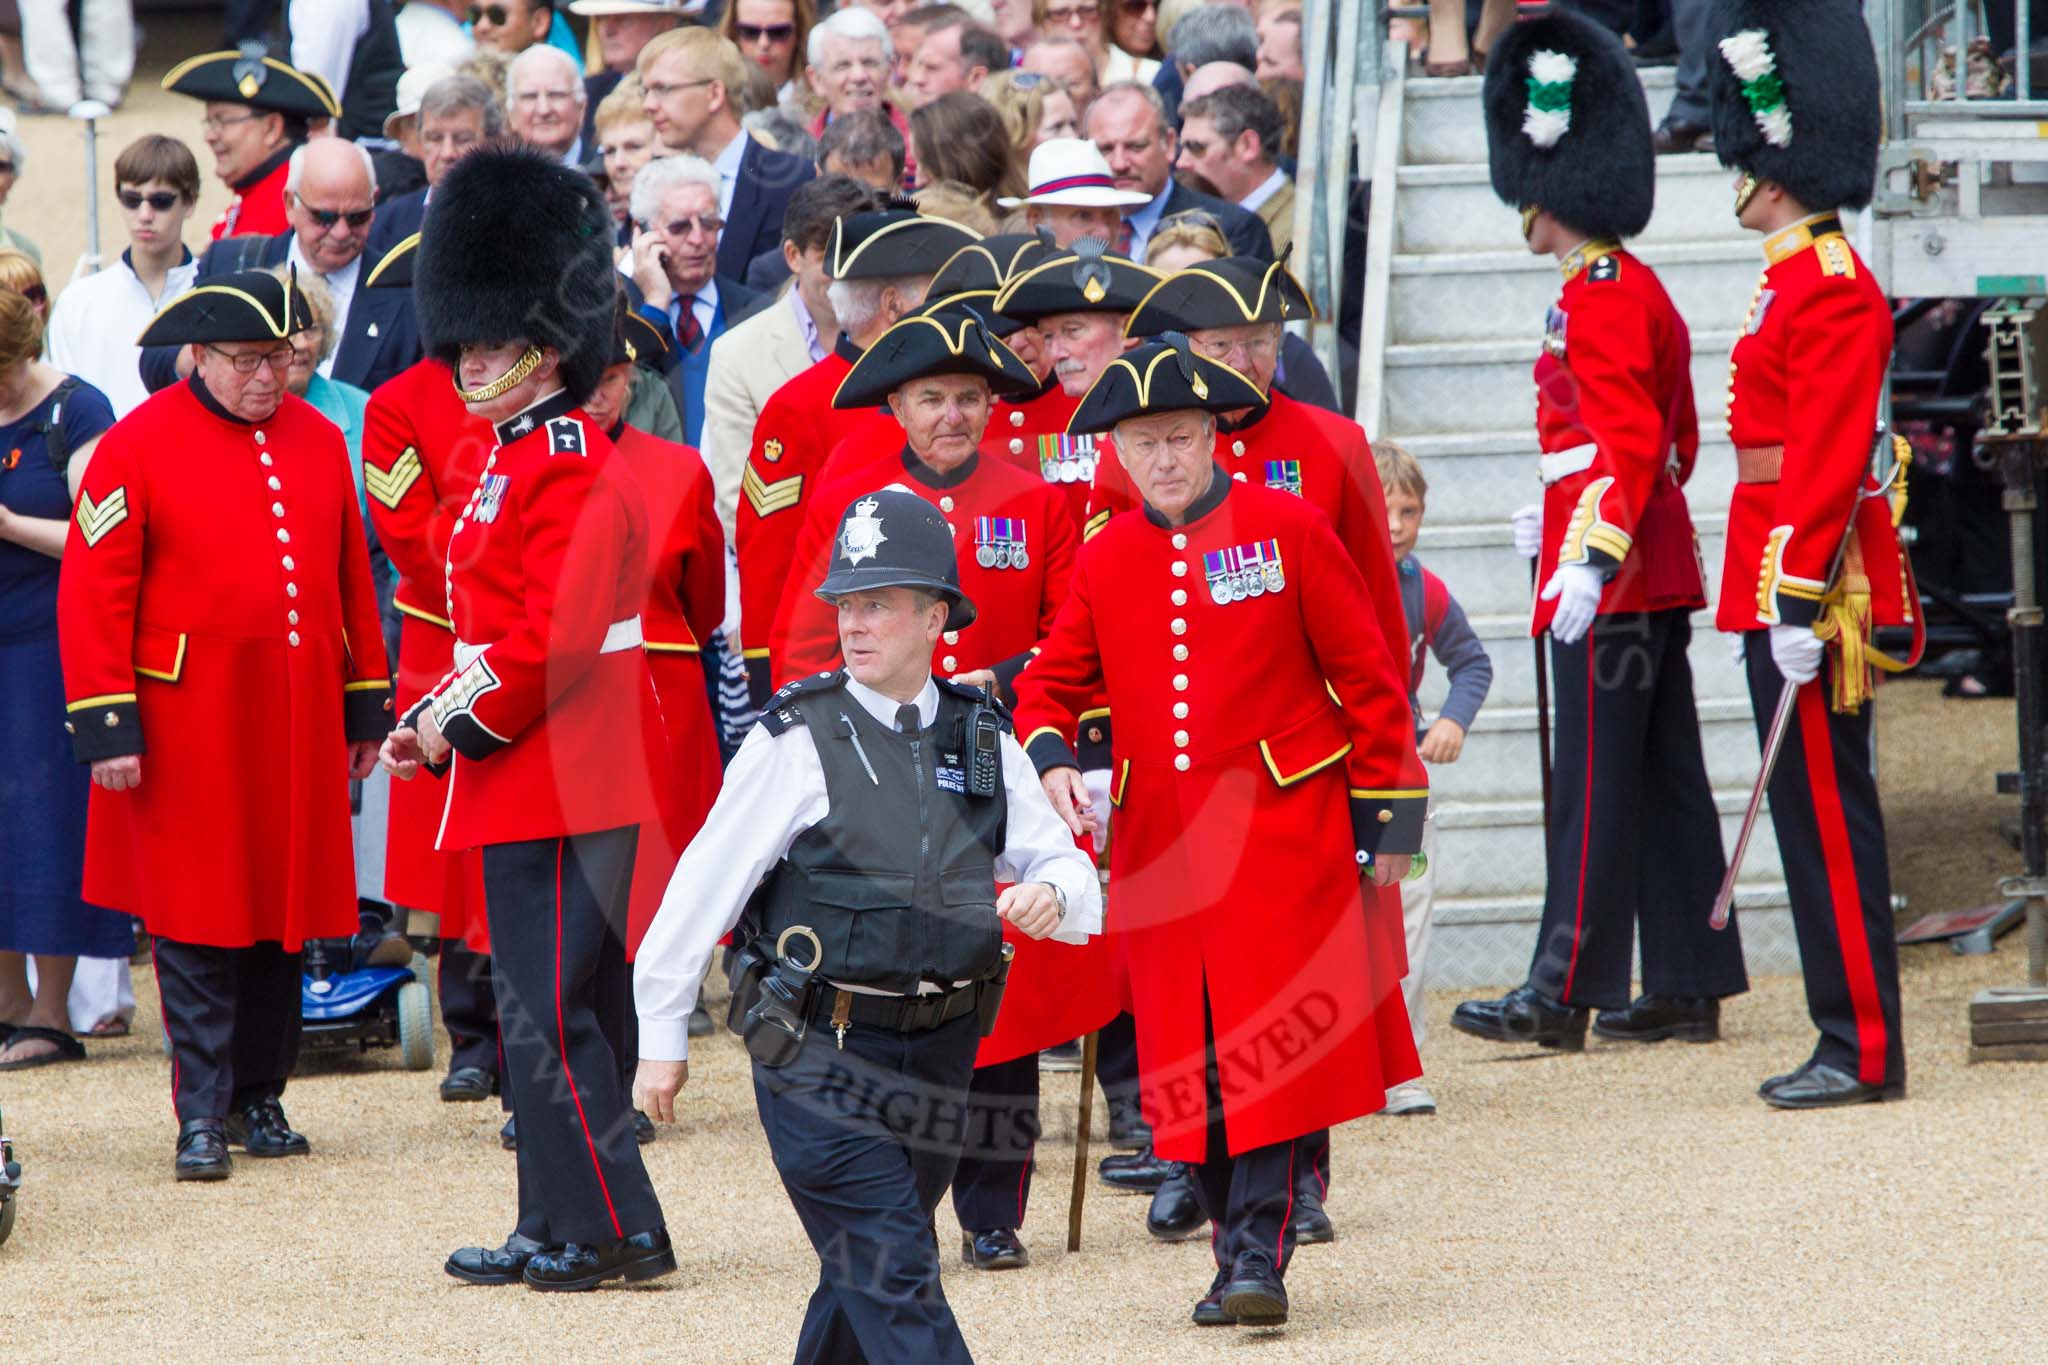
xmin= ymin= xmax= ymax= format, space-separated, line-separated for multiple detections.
xmin=453 ymin=346 xmax=544 ymax=405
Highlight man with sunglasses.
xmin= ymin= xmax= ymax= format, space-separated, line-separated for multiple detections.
xmin=161 ymin=48 xmax=338 ymax=243
xmin=468 ymin=0 xmax=554 ymax=55
xmin=569 ymin=0 xmax=685 ymax=151
xmin=140 ymin=139 xmax=420 ymax=413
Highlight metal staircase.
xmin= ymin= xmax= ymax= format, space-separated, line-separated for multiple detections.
xmin=1355 ymin=63 xmax=1802 ymax=988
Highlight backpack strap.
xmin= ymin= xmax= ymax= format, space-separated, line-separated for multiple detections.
xmin=40 ymin=375 xmax=85 ymax=472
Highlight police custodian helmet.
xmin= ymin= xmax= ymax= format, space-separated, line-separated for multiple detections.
xmin=815 ymin=487 xmax=977 ymax=631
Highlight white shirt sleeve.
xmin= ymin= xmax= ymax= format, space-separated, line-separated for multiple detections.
xmin=290 ymin=0 xmax=370 ymax=100
xmin=995 ymin=729 xmax=1103 ymax=943
xmin=632 ymin=723 xmax=829 ymax=1062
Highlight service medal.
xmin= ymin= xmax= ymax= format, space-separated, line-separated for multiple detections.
xmin=977 ymin=543 xmax=998 ymax=568
xmin=1012 ymin=546 xmax=1029 ymax=569
xmin=1058 ymin=457 xmax=1080 ymax=482
xmin=1204 ymin=549 xmax=1233 ymax=604
xmin=1260 ymin=539 xmax=1285 ymax=593
xmin=974 ymin=516 xmax=998 ymax=568
xmin=995 ymin=542 xmax=1012 ymax=569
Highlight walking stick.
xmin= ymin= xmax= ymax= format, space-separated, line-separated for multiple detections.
xmin=1531 ymin=561 xmax=1553 ymax=829
xmin=1066 ymin=1028 xmax=1098 ymax=1252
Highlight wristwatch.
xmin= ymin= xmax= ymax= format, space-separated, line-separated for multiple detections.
xmin=1042 ymin=882 xmax=1068 ymax=924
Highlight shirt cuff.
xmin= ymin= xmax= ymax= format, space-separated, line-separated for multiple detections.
xmin=637 ymin=1016 xmax=691 ymax=1064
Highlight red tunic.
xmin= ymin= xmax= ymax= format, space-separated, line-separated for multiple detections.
xmin=610 ymin=425 xmax=726 ymax=956
xmin=1013 ymin=478 xmax=1426 ymax=1160
xmin=982 ymin=381 xmax=1101 ymax=532
xmin=1717 ymin=216 xmax=1907 ymax=635
xmin=422 ymin=391 xmax=663 ymax=853
xmin=1530 ymin=244 xmax=1707 ymax=635
xmin=58 ymin=382 xmax=391 ymax=949
xmin=211 ymin=152 xmax=293 ymax=242
xmin=363 ymin=358 xmax=495 ymax=941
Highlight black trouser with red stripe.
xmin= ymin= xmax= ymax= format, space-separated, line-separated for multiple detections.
xmin=483 ymin=826 xmax=663 ymax=1247
xmin=1186 ymin=997 xmax=1297 ymax=1278
xmin=152 ymin=940 xmax=302 ymax=1124
xmin=437 ymin=940 xmax=499 ymax=1078
xmin=949 ymin=1051 xmax=1040 ymax=1233
xmin=1743 ymin=635 xmax=1905 ymax=1087
xmin=1529 ymin=609 xmax=1749 ymax=1009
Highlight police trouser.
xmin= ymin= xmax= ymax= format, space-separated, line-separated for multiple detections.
xmin=483 ymin=826 xmax=663 ymax=1247
xmin=1743 ymin=635 xmax=1906 ymax=1087
xmin=151 ymin=939 xmax=301 ymax=1124
xmin=436 ymin=940 xmax=499 ymax=1078
xmin=1528 ymin=609 xmax=1749 ymax=1009
xmin=755 ymin=1006 xmax=980 ymax=1365
xmin=1185 ymin=997 xmax=1298 ymax=1277
xmin=950 ymin=1051 xmax=1040 ymax=1233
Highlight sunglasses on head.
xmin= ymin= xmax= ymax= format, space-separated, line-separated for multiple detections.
xmin=736 ymin=21 xmax=795 ymax=40
xmin=302 ymin=205 xmax=376 ymax=229
xmin=119 ymin=189 xmax=183 ymax=212
xmin=469 ymin=3 xmax=511 ymax=24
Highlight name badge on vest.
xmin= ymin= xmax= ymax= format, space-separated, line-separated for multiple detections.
xmin=473 ymin=473 xmax=510 ymax=524
xmin=1542 ymin=304 xmax=1569 ymax=359
xmin=974 ymin=516 xmax=1029 ymax=570
xmin=1036 ymin=433 xmax=1098 ymax=485
xmin=1264 ymin=460 xmax=1303 ymax=497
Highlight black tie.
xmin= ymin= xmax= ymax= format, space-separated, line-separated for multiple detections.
xmin=896 ymin=703 xmax=921 ymax=734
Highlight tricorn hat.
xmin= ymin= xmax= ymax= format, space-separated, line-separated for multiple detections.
xmin=815 ymin=487 xmax=977 ymax=631
xmin=1068 ymin=333 xmax=1266 ymax=435
xmin=833 ymin=301 xmax=1042 ymax=409
xmin=927 ymin=231 xmax=1056 ymax=334
xmin=1125 ymin=256 xmax=1316 ymax=336
xmin=611 ymin=304 xmax=672 ymax=372
xmin=1482 ymin=7 xmax=1654 ymax=240
xmin=415 ymin=146 xmax=617 ymax=403
xmin=828 ymin=210 xmax=983 ymax=281
xmin=363 ymin=232 xmax=418 ymax=290
xmin=137 ymin=268 xmax=311 ymax=346
xmin=992 ymin=237 xmax=1163 ymax=324
xmin=1707 ymin=0 xmax=1881 ymax=212
xmin=161 ymin=46 xmax=340 ymax=120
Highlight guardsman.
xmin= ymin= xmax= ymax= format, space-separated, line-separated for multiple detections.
xmin=161 ymin=49 xmax=339 ymax=242
xmin=57 ymin=270 xmax=392 ymax=1180
xmin=1014 ymin=337 xmax=1425 ymax=1328
xmin=633 ymin=489 xmax=1102 ymax=1362
xmin=359 ymin=233 xmax=502 ymax=1104
xmin=735 ymin=209 xmax=982 ymax=705
xmin=1708 ymin=0 xmax=1915 ymax=1107
xmin=773 ymin=299 xmax=1119 ymax=1269
xmin=379 ymin=147 xmax=673 ymax=1290
xmin=1111 ymin=257 xmax=1420 ymax=1244
xmin=1450 ymin=8 xmax=1750 ymax=1052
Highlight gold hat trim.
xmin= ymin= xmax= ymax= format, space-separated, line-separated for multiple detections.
xmin=160 ymin=50 xmax=343 ymax=118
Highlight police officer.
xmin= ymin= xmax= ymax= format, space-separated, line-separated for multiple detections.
xmin=1451 ymin=7 xmax=1750 ymax=1050
xmin=1708 ymin=0 xmax=1913 ymax=1107
xmin=379 ymin=147 xmax=672 ymax=1289
xmin=633 ymin=488 xmax=1101 ymax=1363
xmin=1015 ymin=337 xmax=1426 ymax=1327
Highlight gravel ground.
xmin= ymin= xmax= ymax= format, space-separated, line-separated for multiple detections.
xmin=5 ymin=23 xmax=2041 ymax=1360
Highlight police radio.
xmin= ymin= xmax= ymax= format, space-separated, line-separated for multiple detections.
xmin=969 ymin=683 xmax=1001 ymax=799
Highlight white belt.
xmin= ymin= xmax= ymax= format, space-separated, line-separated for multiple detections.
xmin=454 ymin=616 xmax=643 ymax=668
xmin=1538 ymin=443 xmax=1597 ymax=485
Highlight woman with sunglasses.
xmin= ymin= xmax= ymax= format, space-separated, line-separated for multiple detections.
xmin=0 ymin=110 xmax=32 ymax=269
xmin=1102 ymin=0 xmax=1161 ymax=83
xmin=719 ymin=0 xmax=814 ymax=111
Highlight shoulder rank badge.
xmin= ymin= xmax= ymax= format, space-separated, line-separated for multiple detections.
xmin=473 ymin=473 xmax=510 ymax=524
xmin=1264 ymin=460 xmax=1303 ymax=497
xmin=546 ymin=416 xmax=586 ymax=457
xmin=1202 ymin=538 xmax=1285 ymax=603
xmin=76 ymin=485 xmax=128 ymax=547
xmin=973 ymin=516 xmax=1029 ymax=570
xmin=1036 ymin=433 xmax=1098 ymax=485
xmin=763 ymin=437 xmax=785 ymax=463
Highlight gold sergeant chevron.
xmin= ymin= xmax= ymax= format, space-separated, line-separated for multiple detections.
xmin=365 ymin=446 xmax=424 ymax=510
xmin=743 ymin=464 xmax=803 ymax=517
xmin=76 ymin=486 xmax=128 ymax=547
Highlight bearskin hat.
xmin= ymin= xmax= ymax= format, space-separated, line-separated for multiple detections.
xmin=1707 ymin=0 xmax=1881 ymax=212
xmin=416 ymin=146 xmax=616 ymax=402
xmin=1482 ymin=6 xmax=1654 ymax=240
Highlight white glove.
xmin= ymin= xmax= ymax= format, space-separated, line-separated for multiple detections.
xmin=1510 ymin=504 xmax=1543 ymax=559
xmin=1769 ymin=623 xmax=1825 ymax=685
xmin=1540 ymin=563 xmax=1605 ymax=645
xmin=1081 ymin=767 xmax=1114 ymax=854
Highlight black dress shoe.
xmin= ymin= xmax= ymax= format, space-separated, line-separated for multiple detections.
xmin=1651 ymin=117 xmax=1708 ymax=154
xmin=1039 ymin=1039 xmax=1083 ymax=1072
xmin=500 ymin=1115 xmax=517 ymax=1150
xmin=1146 ymin=1167 xmax=1208 ymax=1241
xmin=1290 ymin=1183 xmax=1334 ymax=1245
xmin=352 ymin=927 xmax=414 ymax=970
xmin=1219 ymin=1252 xmax=1288 ymax=1326
xmin=523 ymin=1227 xmax=677 ymax=1291
xmin=634 ymin=1110 xmax=656 ymax=1145
xmin=1450 ymin=986 xmax=1588 ymax=1051
xmin=174 ymin=1118 xmax=232 ymax=1182
xmin=1761 ymin=1060 xmax=1904 ymax=1110
xmin=1099 ymin=1144 xmax=1174 ymax=1193
xmin=445 ymin=1233 xmax=547 ymax=1285
xmin=441 ymin=1066 xmax=496 ymax=1102
xmin=1106 ymin=1105 xmax=1151 ymax=1151
xmin=1192 ymin=1267 xmax=1233 ymax=1326
xmin=687 ymin=1005 xmax=714 ymax=1038
xmin=226 ymin=1098 xmax=309 ymax=1157
xmin=960 ymin=1227 xmax=1030 ymax=1269
xmin=1593 ymin=994 xmax=1720 ymax=1044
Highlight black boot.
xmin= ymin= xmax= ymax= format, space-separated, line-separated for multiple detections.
xmin=174 ymin=1118 xmax=232 ymax=1181
xmin=1098 ymin=1143 xmax=1174 ymax=1193
xmin=1449 ymin=986 xmax=1588 ymax=1050
xmin=1290 ymin=1174 xmax=1333 ymax=1245
xmin=960 ymin=1228 xmax=1030 ymax=1269
xmin=1760 ymin=1059 xmax=1904 ymax=1109
xmin=522 ymin=1228 xmax=677 ymax=1291
xmin=1219 ymin=1251 xmax=1288 ymax=1326
xmin=446 ymin=1233 xmax=547 ymax=1285
xmin=1593 ymin=994 xmax=1720 ymax=1044
xmin=226 ymin=1097 xmax=310 ymax=1157
xmin=1145 ymin=1166 xmax=1208 ymax=1241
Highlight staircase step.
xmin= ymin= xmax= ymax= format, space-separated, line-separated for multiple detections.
xmin=1388 ymin=241 xmax=1759 ymax=344
xmin=1391 ymin=430 xmax=1739 ymax=525
xmin=1400 ymin=66 xmax=1679 ymax=166
xmin=1408 ymin=520 xmax=1732 ymax=618
xmin=1414 ymin=607 xmax=1748 ymax=712
xmin=1382 ymin=331 xmax=1737 ymax=437
xmin=1395 ymin=155 xmax=1749 ymax=255
xmin=1427 ymin=696 xmax=1761 ymax=804
xmin=1428 ymin=790 xmax=1783 ymax=899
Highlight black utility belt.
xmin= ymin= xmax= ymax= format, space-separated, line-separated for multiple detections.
xmin=807 ymin=980 xmax=983 ymax=1035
